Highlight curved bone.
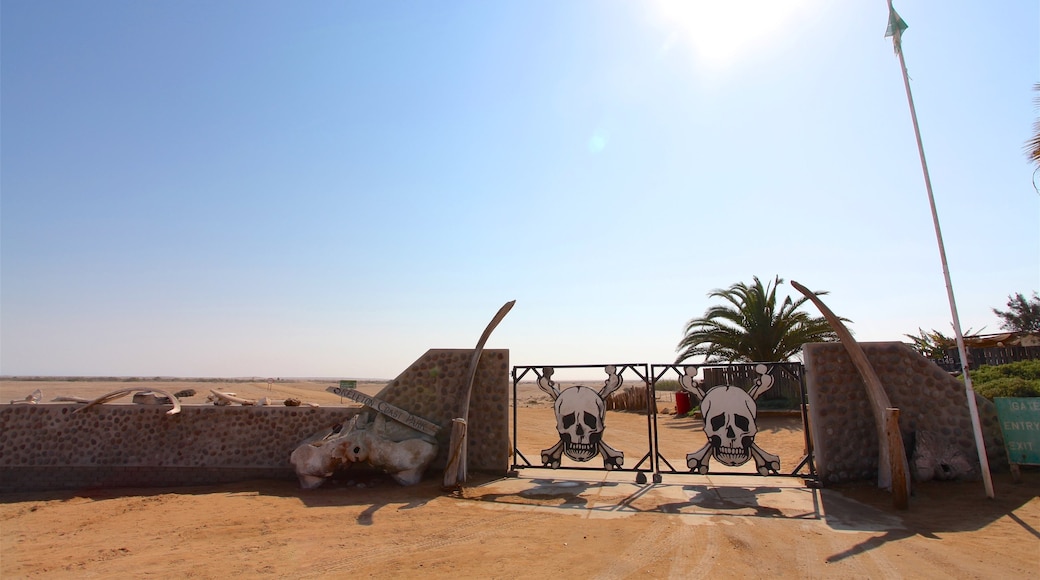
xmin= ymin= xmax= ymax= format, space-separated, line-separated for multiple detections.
xmin=445 ymin=300 xmax=515 ymax=488
xmin=749 ymin=442 xmax=781 ymax=475
xmin=73 ymin=388 xmax=182 ymax=416
xmin=686 ymin=442 xmax=712 ymax=474
xmin=791 ymin=280 xmax=909 ymax=500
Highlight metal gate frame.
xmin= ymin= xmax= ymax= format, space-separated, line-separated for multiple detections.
xmin=511 ymin=364 xmax=655 ymax=484
xmin=510 ymin=362 xmax=817 ymax=485
xmin=649 ymin=362 xmax=816 ymax=482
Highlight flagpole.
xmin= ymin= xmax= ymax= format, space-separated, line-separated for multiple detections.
xmin=887 ymin=1 xmax=994 ymax=498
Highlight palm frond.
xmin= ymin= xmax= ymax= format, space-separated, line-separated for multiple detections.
xmin=676 ymin=276 xmax=843 ymax=364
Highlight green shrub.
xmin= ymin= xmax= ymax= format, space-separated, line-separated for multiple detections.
xmin=655 ymin=380 xmax=681 ymax=392
xmin=973 ymin=377 xmax=1040 ymax=400
xmin=965 ymin=360 xmax=1040 ymax=400
xmin=971 ymin=360 xmax=1040 ymax=383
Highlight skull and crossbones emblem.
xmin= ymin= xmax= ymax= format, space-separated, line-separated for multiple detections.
xmin=680 ymin=364 xmax=781 ymax=475
xmin=538 ymin=366 xmax=624 ymax=470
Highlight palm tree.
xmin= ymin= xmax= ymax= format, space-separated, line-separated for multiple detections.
xmin=904 ymin=327 xmax=956 ymax=359
xmin=676 ymin=276 xmax=841 ymax=364
xmin=1028 ymin=83 xmax=1040 ymax=167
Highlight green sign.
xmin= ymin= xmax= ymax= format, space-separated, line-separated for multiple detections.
xmin=339 ymin=380 xmax=357 ymax=390
xmin=994 ymin=398 xmax=1040 ymax=466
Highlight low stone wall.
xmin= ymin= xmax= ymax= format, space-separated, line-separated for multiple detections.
xmin=0 ymin=349 xmax=510 ymax=493
xmin=0 ymin=405 xmax=358 ymax=492
xmin=804 ymin=342 xmax=1007 ymax=485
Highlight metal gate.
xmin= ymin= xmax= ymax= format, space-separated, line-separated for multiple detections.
xmin=511 ymin=364 xmax=656 ymax=483
xmin=511 ymin=362 xmax=816 ymax=485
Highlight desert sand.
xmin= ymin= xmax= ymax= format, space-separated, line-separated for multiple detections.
xmin=1 ymin=379 xmax=1037 ymax=578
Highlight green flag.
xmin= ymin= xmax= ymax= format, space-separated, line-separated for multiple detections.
xmin=885 ymin=3 xmax=909 ymax=54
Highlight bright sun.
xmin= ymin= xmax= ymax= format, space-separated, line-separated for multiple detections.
xmin=650 ymin=0 xmax=817 ymax=70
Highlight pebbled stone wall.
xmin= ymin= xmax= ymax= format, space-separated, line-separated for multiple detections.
xmin=0 ymin=349 xmax=509 ymax=492
xmin=0 ymin=405 xmax=358 ymax=492
xmin=804 ymin=342 xmax=1007 ymax=485
xmin=375 ymin=349 xmax=510 ymax=473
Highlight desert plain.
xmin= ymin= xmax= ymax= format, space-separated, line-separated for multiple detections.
xmin=1 ymin=378 xmax=1037 ymax=578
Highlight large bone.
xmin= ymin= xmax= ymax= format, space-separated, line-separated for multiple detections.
xmin=290 ymin=440 xmax=352 ymax=489
xmin=73 ymin=388 xmax=182 ymax=416
xmin=291 ymin=418 xmax=437 ymax=488
xmin=444 ymin=300 xmax=515 ymax=488
xmin=791 ymin=280 xmax=909 ymax=508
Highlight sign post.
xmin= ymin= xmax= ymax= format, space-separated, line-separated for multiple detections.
xmin=994 ymin=397 xmax=1040 ymax=482
xmin=337 ymin=380 xmax=357 ymax=404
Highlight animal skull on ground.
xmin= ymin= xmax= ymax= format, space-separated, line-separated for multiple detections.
xmin=679 ymin=364 xmax=781 ymax=475
xmin=538 ymin=366 xmax=625 ymax=470
xmin=290 ymin=415 xmax=437 ymax=488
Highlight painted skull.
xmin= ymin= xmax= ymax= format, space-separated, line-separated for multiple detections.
xmin=700 ymin=386 xmax=758 ymax=466
xmin=554 ymin=386 xmax=605 ymax=462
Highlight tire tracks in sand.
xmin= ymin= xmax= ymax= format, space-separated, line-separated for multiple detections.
xmin=297 ymin=511 xmax=544 ymax=578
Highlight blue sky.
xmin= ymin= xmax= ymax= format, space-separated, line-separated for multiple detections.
xmin=2 ymin=1 xmax=1038 ymax=379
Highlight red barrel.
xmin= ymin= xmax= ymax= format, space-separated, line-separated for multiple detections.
xmin=674 ymin=391 xmax=692 ymax=415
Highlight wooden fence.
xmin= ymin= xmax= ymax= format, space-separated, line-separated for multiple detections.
xmin=701 ymin=365 xmax=803 ymax=403
xmin=935 ymin=346 xmax=1040 ymax=372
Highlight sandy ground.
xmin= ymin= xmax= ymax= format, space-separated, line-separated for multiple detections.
xmin=1 ymin=379 xmax=1038 ymax=578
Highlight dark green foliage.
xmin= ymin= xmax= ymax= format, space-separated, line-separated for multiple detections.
xmin=904 ymin=328 xmax=956 ymax=359
xmin=972 ymin=360 xmax=1040 ymax=382
xmin=974 ymin=378 xmax=1040 ymax=400
xmin=970 ymin=360 xmax=1040 ymax=400
xmin=992 ymin=292 xmax=1040 ymax=332
xmin=676 ymin=276 xmax=840 ymax=364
